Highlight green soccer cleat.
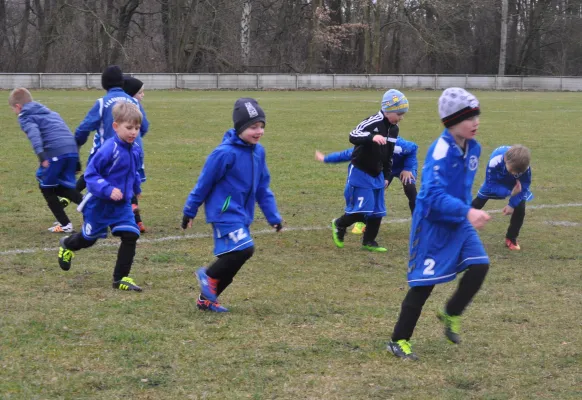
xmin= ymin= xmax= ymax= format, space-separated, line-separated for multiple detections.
xmin=351 ymin=222 xmax=366 ymax=235
xmin=58 ymin=237 xmax=74 ymax=271
xmin=437 ymin=310 xmax=461 ymax=344
xmin=387 ymin=339 xmax=419 ymax=361
xmin=113 ymin=277 xmax=143 ymax=292
xmin=331 ymin=219 xmax=346 ymax=248
xmin=361 ymin=241 xmax=387 ymax=252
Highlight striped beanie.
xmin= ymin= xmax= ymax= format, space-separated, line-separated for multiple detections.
xmin=438 ymin=87 xmax=480 ymax=128
xmin=381 ymin=89 xmax=409 ymax=113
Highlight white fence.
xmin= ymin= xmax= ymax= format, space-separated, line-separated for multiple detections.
xmin=1 ymin=73 xmax=582 ymax=91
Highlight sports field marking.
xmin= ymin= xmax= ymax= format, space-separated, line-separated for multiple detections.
xmin=1 ymin=202 xmax=580 ymax=256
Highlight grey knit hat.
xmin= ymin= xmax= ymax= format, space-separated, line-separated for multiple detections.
xmin=438 ymin=88 xmax=480 ymax=128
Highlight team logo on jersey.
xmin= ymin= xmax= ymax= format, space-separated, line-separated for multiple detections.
xmin=245 ymin=102 xmax=258 ymax=118
xmin=469 ymin=155 xmax=479 ymax=171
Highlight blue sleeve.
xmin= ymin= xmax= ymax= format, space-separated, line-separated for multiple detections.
xmin=84 ymin=145 xmax=114 ymax=199
xmin=402 ymin=142 xmax=418 ymax=173
xmin=133 ymin=148 xmax=143 ymax=196
xmin=256 ymin=159 xmax=282 ymax=226
xmin=183 ymin=149 xmax=232 ymax=218
xmin=423 ymin=150 xmax=470 ymax=222
xmin=324 ymin=148 xmax=353 ymax=163
xmin=18 ymin=115 xmax=45 ymax=161
xmin=509 ymin=168 xmax=532 ymax=208
xmin=139 ymin=103 xmax=149 ymax=137
xmin=75 ymin=100 xmax=102 ymax=147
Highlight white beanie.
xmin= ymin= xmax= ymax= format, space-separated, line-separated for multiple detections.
xmin=438 ymin=88 xmax=480 ymax=128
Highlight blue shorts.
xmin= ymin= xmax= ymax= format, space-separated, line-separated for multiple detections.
xmin=477 ymin=184 xmax=534 ymax=202
xmin=344 ymin=185 xmax=386 ymax=218
xmin=212 ymin=223 xmax=254 ymax=256
xmin=36 ymin=154 xmax=78 ymax=189
xmin=407 ymin=217 xmax=489 ymax=287
xmin=81 ymin=196 xmax=140 ymax=240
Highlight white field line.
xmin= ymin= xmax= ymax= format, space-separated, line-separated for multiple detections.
xmin=1 ymin=202 xmax=581 ymax=256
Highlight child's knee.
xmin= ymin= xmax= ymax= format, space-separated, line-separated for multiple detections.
xmin=116 ymin=231 xmax=139 ymax=243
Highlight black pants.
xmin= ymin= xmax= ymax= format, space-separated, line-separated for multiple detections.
xmin=391 ymin=263 xmax=489 ymax=341
xmin=471 ymin=197 xmax=526 ymax=241
xmin=76 ymin=175 xmax=86 ymax=192
xmin=387 ymin=176 xmax=417 ymax=214
xmin=40 ymin=186 xmax=84 ymax=226
xmin=64 ymin=231 xmax=139 ymax=281
xmin=205 ymin=246 xmax=255 ymax=296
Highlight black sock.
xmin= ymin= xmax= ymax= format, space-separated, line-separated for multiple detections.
xmin=41 ymin=187 xmax=70 ymax=225
xmin=471 ymin=197 xmax=488 ymax=210
xmin=445 ymin=264 xmax=489 ymax=316
xmin=403 ymin=182 xmax=417 ymax=214
xmin=392 ymin=285 xmax=434 ymax=341
xmin=64 ymin=232 xmax=97 ymax=251
xmin=362 ymin=217 xmax=382 ymax=244
xmin=112 ymin=231 xmax=139 ymax=281
xmin=207 ymin=246 xmax=255 ymax=296
xmin=506 ymin=201 xmax=525 ymax=242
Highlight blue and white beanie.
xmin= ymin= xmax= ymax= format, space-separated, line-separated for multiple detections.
xmin=438 ymin=88 xmax=480 ymax=128
xmin=381 ymin=89 xmax=409 ymax=113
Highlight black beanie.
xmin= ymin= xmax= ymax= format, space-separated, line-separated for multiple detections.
xmin=123 ymin=75 xmax=144 ymax=97
xmin=232 ymin=98 xmax=266 ymax=135
xmin=101 ymin=65 xmax=124 ymax=90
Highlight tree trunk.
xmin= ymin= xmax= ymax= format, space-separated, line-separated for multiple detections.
xmin=240 ymin=0 xmax=252 ymax=69
xmin=498 ymin=0 xmax=508 ymax=75
xmin=110 ymin=0 xmax=141 ymax=66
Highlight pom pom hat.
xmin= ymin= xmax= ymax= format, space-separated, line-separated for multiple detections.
xmin=438 ymin=88 xmax=480 ymax=128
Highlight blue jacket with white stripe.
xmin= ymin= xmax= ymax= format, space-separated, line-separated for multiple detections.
xmin=74 ymin=88 xmax=139 ymax=164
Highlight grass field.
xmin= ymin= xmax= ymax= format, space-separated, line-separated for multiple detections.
xmin=0 ymin=90 xmax=581 ymax=399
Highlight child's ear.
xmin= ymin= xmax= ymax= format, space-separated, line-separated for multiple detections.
xmin=112 ymin=121 xmax=119 ymax=130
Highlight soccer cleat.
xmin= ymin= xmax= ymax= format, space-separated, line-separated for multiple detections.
xmin=331 ymin=219 xmax=346 ymax=248
xmin=387 ymin=339 xmax=419 ymax=361
xmin=196 ymin=297 xmax=229 ymax=313
xmin=196 ymin=267 xmax=218 ymax=302
xmin=48 ymin=222 xmax=74 ymax=233
xmin=112 ymin=277 xmax=143 ymax=292
xmin=58 ymin=197 xmax=70 ymax=208
xmin=437 ymin=310 xmax=461 ymax=344
xmin=57 ymin=237 xmax=74 ymax=271
xmin=505 ymin=238 xmax=521 ymax=251
xmin=137 ymin=221 xmax=146 ymax=233
xmin=361 ymin=241 xmax=388 ymax=252
xmin=132 ymin=203 xmax=140 ymax=213
xmin=351 ymin=222 xmax=366 ymax=235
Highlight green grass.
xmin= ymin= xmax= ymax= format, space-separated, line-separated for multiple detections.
xmin=1 ymin=90 xmax=581 ymax=399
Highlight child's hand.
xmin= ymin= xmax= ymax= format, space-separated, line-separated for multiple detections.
xmin=315 ymin=150 xmax=325 ymax=162
xmin=372 ymin=135 xmax=387 ymax=145
xmin=511 ymin=181 xmax=522 ymax=196
xmin=182 ymin=215 xmax=193 ymax=230
xmin=400 ymin=171 xmax=415 ymax=185
xmin=110 ymin=188 xmax=123 ymax=201
xmin=467 ymin=208 xmax=491 ymax=230
xmin=384 ymin=179 xmax=389 ymax=188
xmin=502 ymin=205 xmax=514 ymax=215
xmin=41 ymin=160 xmax=49 ymax=168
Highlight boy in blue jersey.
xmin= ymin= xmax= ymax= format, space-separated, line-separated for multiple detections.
xmin=9 ymin=88 xmax=83 ymax=233
xmin=316 ymin=136 xmax=418 ymax=233
xmin=74 ymin=65 xmax=139 ymax=192
xmin=330 ymin=89 xmax=408 ymax=252
xmin=472 ymin=145 xmax=532 ymax=251
xmin=182 ymin=98 xmax=283 ymax=313
xmin=57 ymin=102 xmax=144 ymax=292
xmin=387 ymin=88 xmax=491 ymax=360
xmin=123 ymin=76 xmax=149 ymax=233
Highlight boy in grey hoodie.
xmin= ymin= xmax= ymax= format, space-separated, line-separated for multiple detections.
xmin=9 ymin=88 xmax=83 ymax=232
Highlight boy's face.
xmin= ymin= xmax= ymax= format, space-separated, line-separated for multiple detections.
xmin=385 ymin=111 xmax=405 ymax=125
xmin=239 ymin=122 xmax=265 ymax=145
xmin=10 ymin=104 xmax=22 ymax=115
xmin=449 ymin=116 xmax=480 ymax=141
xmin=135 ymin=90 xmax=144 ymax=102
xmin=504 ymin=159 xmax=524 ymax=177
xmin=113 ymin=121 xmax=140 ymax=144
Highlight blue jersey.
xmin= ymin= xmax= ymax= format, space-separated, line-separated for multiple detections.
xmin=477 ymin=146 xmax=533 ymax=208
xmin=324 ymin=137 xmax=418 ymax=178
xmin=415 ymin=129 xmax=481 ymax=224
xmin=183 ymin=129 xmax=282 ymax=227
xmin=74 ymin=88 xmax=138 ymax=163
xmin=84 ymin=135 xmax=142 ymax=203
